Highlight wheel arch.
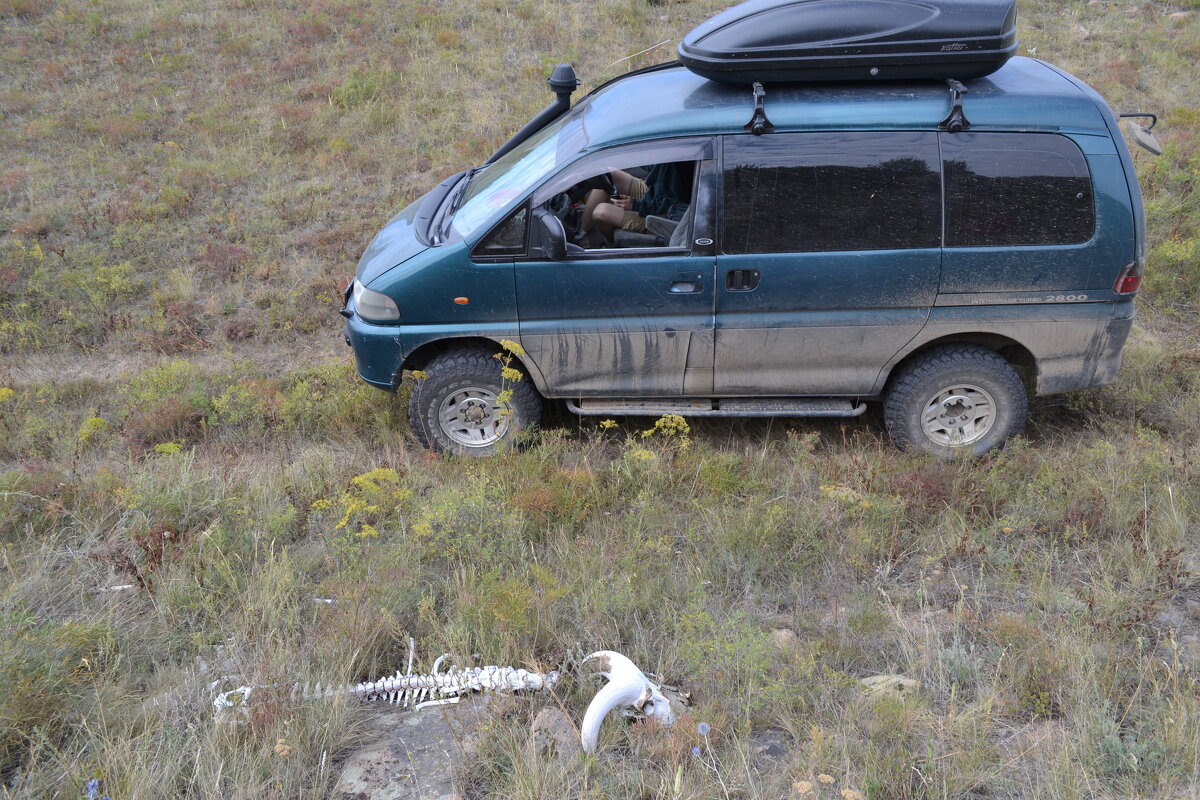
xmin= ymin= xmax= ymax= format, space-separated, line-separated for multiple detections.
xmin=881 ymin=339 xmax=1030 ymax=457
xmin=398 ymin=337 xmax=548 ymax=395
xmin=879 ymin=334 xmax=1037 ymax=396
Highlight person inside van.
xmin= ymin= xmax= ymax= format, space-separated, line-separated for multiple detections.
xmin=574 ymin=161 xmax=694 ymax=245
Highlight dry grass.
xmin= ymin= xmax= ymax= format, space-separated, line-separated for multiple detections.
xmin=1 ymin=0 xmax=1199 ymax=798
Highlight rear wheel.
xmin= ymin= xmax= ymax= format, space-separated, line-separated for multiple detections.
xmin=408 ymin=348 xmax=542 ymax=456
xmin=884 ymin=345 xmax=1027 ymax=457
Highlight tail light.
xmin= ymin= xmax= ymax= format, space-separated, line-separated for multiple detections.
xmin=1114 ymin=258 xmax=1144 ymax=295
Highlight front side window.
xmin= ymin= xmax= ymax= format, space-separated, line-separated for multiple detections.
xmin=474 ymin=206 xmax=528 ymax=258
xmin=943 ymin=133 xmax=1094 ymax=247
xmin=721 ymin=132 xmax=941 ymax=254
xmin=528 ymin=139 xmax=711 ymax=255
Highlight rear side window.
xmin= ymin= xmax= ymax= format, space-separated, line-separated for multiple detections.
xmin=721 ymin=132 xmax=940 ymax=254
xmin=943 ymin=133 xmax=1094 ymax=247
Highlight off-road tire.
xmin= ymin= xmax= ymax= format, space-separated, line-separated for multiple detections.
xmin=884 ymin=344 xmax=1027 ymax=458
xmin=407 ymin=347 xmax=542 ymax=456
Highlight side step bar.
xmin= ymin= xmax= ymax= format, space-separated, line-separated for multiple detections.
xmin=565 ymin=397 xmax=868 ymax=418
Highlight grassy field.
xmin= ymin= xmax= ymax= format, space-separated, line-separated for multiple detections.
xmin=2 ymin=0 xmax=1200 ymax=797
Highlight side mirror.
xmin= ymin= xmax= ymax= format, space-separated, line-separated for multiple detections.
xmin=533 ymin=207 xmax=568 ymax=260
xmin=1120 ymin=113 xmax=1163 ymax=156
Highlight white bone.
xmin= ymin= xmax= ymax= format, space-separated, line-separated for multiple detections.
xmin=580 ymin=651 xmax=676 ymax=754
xmin=415 ymin=696 xmax=461 ymax=711
xmin=212 ymin=663 xmax=559 ymax=721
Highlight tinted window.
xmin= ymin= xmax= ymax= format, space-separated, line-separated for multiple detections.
xmin=943 ymin=133 xmax=1094 ymax=247
xmin=721 ymin=132 xmax=940 ymax=254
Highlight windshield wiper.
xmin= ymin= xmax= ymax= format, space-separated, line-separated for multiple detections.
xmin=435 ymin=166 xmax=481 ymax=243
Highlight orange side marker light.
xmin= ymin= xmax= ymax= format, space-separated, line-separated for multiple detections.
xmin=453 ymin=297 xmax=469 ymax=305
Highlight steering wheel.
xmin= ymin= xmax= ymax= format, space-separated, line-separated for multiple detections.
xmin=546 ymin=191 xmax=571 ymax=218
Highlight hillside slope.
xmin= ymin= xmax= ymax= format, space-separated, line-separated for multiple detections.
xmin=1 ymin=1 xmax=1198 ymax=798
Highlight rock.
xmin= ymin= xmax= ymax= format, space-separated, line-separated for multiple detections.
xmin=859 ymin=674 xmax=921 ymax=700
xmin=749 ymin=728 xmax=790 ymax=765
xmin=1155 ymin=605 xmax=1187 ymax=630
xmin=1173 ymin=634 xmax=1200 ymax=668
xmin=769 ymin=628 xmax=799 ymax=649
xmin=332 ymin=697 xmax=503 ymax=800
xmin=526 ymin=707 xmax=581 ymax=763
xmin=820 ymin=606 xmax=848 ymax=625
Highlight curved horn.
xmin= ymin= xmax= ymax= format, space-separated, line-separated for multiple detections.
xmin=580 ymin=651 xmax=649 ymax=754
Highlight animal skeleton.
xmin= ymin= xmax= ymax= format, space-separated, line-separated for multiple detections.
xmin=213 ymin=640 xmax=558 ymax=719
xmin=211 ymin=642 xmax=681 ymax=754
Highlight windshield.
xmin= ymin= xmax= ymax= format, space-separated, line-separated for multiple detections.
xmin=449 ymin=114 xmax=587 ymax=240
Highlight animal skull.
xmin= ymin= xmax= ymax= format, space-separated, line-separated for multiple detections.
xmin=580 ymin=650 xmax=676 ymax=753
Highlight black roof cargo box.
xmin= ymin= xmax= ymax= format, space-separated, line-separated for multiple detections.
xmin=679 ymin=0 xmax=1017 ymax=84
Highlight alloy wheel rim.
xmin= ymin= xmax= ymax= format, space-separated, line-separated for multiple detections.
xmin=920 ymin=383 xmax=996 ymax=447
xmin=437 ymin=387 xmax=509 ymax=448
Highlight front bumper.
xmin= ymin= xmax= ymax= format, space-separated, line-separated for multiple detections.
xmin=343 ymin=314 xmax=405 ymax=390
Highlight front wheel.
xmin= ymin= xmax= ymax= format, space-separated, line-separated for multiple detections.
xmin=884 ymin=345 xmax=1027 ymax=458
xmin=407 ymin=348 xmax=542 ymax=456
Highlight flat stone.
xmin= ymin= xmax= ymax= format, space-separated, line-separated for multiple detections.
xmin=859 ymin=674 xmax=921 ymax=700
xmin=1173 ymin=634 xmax=1200 ymax=667
xmin=332 ymin=697 xmax=502 ymax=800
xmin=1155 ymin=605 xmax=1187 ymax=630
xmin=526 ymin=707 xmax=581 ymax=763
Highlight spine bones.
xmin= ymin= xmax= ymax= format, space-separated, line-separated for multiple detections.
xmin=213 ymin=641 xmax=558 ymax=719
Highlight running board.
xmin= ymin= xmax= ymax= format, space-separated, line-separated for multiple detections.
xmin=565 ymin=397 xmax=867 ymax=418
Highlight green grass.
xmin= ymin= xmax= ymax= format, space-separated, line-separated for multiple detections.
xmin=2 ymin=0 xmax=1200 ymax=798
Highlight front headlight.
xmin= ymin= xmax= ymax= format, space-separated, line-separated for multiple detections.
xmin=352 ymin=280 xmax=400 ymax=323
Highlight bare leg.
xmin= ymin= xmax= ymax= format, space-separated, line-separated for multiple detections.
xmin=592 ymin=203 xmax=626 ymax=241
xmin=579 ymin=171 xmax=640 ymax=243
xmin=579 ymin=188 xmax=609 ymax=238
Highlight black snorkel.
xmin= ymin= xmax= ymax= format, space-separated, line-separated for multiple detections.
xmin=485 ymin=64 xmax=580 ymax=165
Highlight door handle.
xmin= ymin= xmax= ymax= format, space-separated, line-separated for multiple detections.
xmin=726 ymin=269 xmax=760 ymax=291
xmin=669 ymin=272 xmax=704 ymax=293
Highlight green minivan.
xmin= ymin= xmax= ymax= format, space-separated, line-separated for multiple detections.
xmin=341 ymin=5 xmax=1147 ymax=458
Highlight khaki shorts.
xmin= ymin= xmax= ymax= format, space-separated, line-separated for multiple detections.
xmin=619 ymin=176 xmax=649 ymax=232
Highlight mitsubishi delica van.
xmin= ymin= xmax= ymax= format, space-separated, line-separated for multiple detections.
xmin=341 ymin=0 xmax=1149 ymax=457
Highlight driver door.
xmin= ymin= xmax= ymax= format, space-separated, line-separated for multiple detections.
xmin=514 ymin=139 xmax=717 ymax=397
